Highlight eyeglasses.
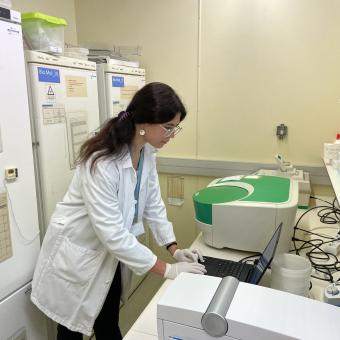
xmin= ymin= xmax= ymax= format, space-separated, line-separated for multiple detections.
xmin=160 ymin=124 xmax=182 ymax=137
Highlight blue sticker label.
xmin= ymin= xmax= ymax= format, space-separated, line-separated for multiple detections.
xmin=38 ymin=67 xmax=60 ymax=83
xmin=112 ymin=76 xmax=124 ymax=87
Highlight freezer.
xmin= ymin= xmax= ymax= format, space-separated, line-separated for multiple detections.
xmin=97 ymin=62 xmax=146 ymax=123
xmin=25 ymin=51 xmax=101 ymax=231
xmin=0 ymin=7 xmax=40 ymax=302
xmin=0 ymin=282 xmax=48 ymax=340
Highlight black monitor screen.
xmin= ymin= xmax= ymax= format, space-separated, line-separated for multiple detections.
xmin=248 ymin=222 xmax=283 ymax=284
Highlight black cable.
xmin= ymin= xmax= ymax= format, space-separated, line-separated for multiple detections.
xmin=292 ymin=196 xmax=340 ymax=284
xmin=238 ymin=252 xmax=261 ymax=263
xmin=293 ymin=237 xmax=338 ymax=283
xmin=311 ymin=196 xmax=340 ymax=225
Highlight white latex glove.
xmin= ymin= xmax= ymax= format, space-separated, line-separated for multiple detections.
xmin=173 ymin=248 xmax=204 ymax=263
xmin=164 ymin=262 xmax=206 ymax=280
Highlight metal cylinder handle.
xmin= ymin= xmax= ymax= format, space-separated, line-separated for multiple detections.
xmin=201 ymin=276 xmax=239 ymax=337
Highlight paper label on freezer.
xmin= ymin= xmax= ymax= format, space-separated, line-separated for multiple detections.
xmin=38 ymin=67 xmax=60 ymax=83
xmin=113 ymin=100 xmax=124 ymax=117
xmin=42 ymin=104 xmax=66 ymax=125
xmin=111 ymin=86 xmax=139 ymax=117
xmin=121 ymin=86 xmax=138 ymax=101
xmin=112 ymin=76 xmax=124 ymax=87
xmin=65 ymin=76 xmax=88 ymax=97
xmin=0 ymin=191 xmax=13 ymax=263
xmin=66 ymin=111 xmax=89 ymax=169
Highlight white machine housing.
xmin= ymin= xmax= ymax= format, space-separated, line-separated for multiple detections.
xmin=193 ymin=175 xmax=299 ymax=253
xmin=157 ymin=273 xmax=340 ymax=340
xmin=256 ymin=169 xmax=311 ymax=209
xmin=256 ymin=154 xmax=311 ymax=208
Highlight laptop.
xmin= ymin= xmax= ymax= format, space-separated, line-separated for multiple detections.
xmin=199 ymin=222 xmax=283 ymax=284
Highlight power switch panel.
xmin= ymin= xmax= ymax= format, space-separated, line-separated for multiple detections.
xmin=5 ymin=167 xmax=18 ymax=180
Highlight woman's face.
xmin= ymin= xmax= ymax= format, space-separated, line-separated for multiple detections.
xmin=143 ymin=113 xmax=181 ymax=149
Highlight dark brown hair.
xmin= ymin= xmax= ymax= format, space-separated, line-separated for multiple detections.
xmin=78 ymin=82 xmax=186 ymax=172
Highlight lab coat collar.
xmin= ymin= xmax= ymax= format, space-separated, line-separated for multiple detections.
xmin=121 ymin=143 xmax=157 ymax=169
xmin=121 ymin=148 xmax=132 ymax=169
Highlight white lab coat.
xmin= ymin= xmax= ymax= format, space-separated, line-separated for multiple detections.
xmin=30 ymin=144 xmax=176 ymax=336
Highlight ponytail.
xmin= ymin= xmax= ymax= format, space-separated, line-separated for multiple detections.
xmin=78 ymin=111 xmax=135 ymax=173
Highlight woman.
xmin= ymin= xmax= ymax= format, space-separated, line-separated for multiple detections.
xmin=31 ymin=82 xmax=206 ymax=339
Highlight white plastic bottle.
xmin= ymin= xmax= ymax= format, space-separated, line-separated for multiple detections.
xmin=324 ymin=133 xmax=340 ymax=162
xmin=335 ymin=133 xmax=340 ymax=144
xmin=331 ymin=134 xmax=340 ymax=169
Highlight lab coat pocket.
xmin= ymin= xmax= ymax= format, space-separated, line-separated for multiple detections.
xmin=52 ymin=237 xmax=104 ymax=286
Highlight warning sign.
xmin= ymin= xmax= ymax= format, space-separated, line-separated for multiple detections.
xmin=47 ymin=86 xmax=54 ymax=95
xmin=46 ymin=84 xmax=56 ymax=101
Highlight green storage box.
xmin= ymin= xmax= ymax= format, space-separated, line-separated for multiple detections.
xmin=22 ymin=12 xmax=67 ymax=54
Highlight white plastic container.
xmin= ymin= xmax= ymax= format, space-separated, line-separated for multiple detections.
xmin=324 ymin=133 xmax=340 ymax=162
xmin=21 ymin=12 xmax=67 ymax=54
xmin=270 ymin=253 xmax=312 ymax=297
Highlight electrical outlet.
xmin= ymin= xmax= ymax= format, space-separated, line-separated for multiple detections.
xmin=5 ymin=167 xmax=18 ymax=180
xmin=276 ymin=123 xmax=288 ymax=139
xmin=325 ymin=282 xmax=340 ymax=306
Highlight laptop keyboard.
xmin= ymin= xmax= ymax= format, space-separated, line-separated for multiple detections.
xmin=199 ymin=256 xmax=252 ymax=280
xmin=216 ymin=260 xmax=245 ymax=277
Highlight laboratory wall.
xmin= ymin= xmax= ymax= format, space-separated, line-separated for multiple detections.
xmin=12 ymin=0 xmax=78 ymax=45
xmin=198 ymin=0 xmax=340 ymax=166
xmin=75 ymin=0 xmax=340 ymax=166
xmin=74 ymin=0 xmax=199 ymax=159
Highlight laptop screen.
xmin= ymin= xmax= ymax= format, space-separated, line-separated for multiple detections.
xmin=248 ymin=223 xmax=283 ymax=284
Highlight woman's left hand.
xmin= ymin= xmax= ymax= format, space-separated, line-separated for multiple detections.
xmin=173 ymin=248 xmax=204 ymax=263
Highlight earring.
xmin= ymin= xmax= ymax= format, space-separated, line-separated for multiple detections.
xmin=139 ymin=129 xmax=145 ymax=136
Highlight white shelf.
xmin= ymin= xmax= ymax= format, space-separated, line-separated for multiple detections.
xmin=323 ymin=158 xmax=340 ymax=203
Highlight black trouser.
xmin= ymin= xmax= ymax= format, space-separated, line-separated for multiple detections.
xmin=57 ymin=263 xmax=122 ymax=340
